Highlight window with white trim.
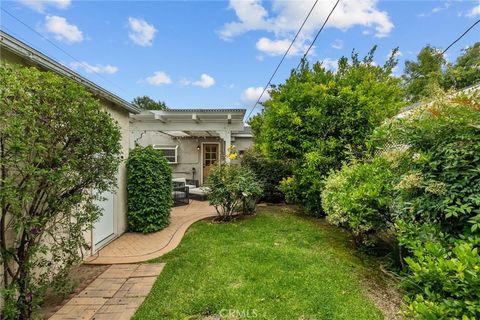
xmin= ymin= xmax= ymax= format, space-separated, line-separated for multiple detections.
xmin=153 ymin=145 xmax=178 ymax=164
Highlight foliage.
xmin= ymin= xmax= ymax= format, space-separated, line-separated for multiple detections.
xmin=0 ymin=63 xmax=122 ymax=319
xmin=443 ymin=42 xmax=480 ymax=91
xmin=403 ymin=45 xmax=446 ymax=102
xmin=373 ymin=93 xmax=480 ymax=244
xmin=241 ymin=148 xmax=291 ymax=203
xmin=206 ymin=164 xmax=263 ymax=220
xmin=323 ymin=92 xmax=480 ymax=317
xmin=402 ymin=237 xmax=480 ymax=319
xmin=321 ymin=157 xmax=395 ymax=246
xmin=402 ymin=42 xmax=480 ymax=102
xmin=126 ymin=146 xmax=172 ymax=233
xmin=134 ymin=207 xmax=388 ymax=320
xmin=132 ymin=95 xmax=167 ymax=110
xmin=251 ymin=47 xmax=405 ymax=216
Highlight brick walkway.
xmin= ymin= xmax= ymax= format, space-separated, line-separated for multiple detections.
xmin=49 ymin=264 xmax=164 ymax=320
xmin=85 ymin=200 xmax=217 ymax=264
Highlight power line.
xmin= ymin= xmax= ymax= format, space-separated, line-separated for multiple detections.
xmin=296 ymin=0 xmax=340 ymax=72
xmin=1 ymin=8 xmax=129 ymax=95
xmin=244 ymin=0 xmax=321 ymax=120
xmin=441 ymin=18 xmax=480 ymax=55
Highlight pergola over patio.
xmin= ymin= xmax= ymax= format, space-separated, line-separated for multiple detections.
xmin=130 ymin=108 xmax=248 ymax=162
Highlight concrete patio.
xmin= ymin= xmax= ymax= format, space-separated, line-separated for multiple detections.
xmin=85 ymin=200 xmax=217 ymax=264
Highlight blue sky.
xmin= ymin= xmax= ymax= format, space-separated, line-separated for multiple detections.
xmin=1 ymin=0 xmax=479 ymax=115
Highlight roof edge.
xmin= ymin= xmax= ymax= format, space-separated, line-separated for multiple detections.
xmin=0 ymin=31 xmax=141 ymax=114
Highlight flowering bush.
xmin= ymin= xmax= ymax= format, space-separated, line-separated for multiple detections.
xmin=206 ymin=164 xmax=263 ymax=220
xmin=322 ymin=92 xmax=480 ymax=317
xmin=226 ymin=145 xmax=238 ymax=160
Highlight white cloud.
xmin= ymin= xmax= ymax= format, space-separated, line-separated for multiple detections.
xmin=319 ymin=58 xmax=338 ymax=71
xmin=193 ymin=74 xmax=215 ymax=88
xmin=145 ymin=71 xmax=172 ymax=86
xmin=181 ymin=74 xmax=216 ymax=88
xmin=70 ymin=62 xmax=118 ymax=74
xmin=44 ymin=15 xmax=83 ymax=43
xmin=255 ymin=37 xmax=309 ymax=56
xmin=219 ymin=0 xmax=270 ymax=40
xmin=419 ymin=1 xmax=451 ymax=17
xmin=241 ymin=86 xmax=270 ymax=104
xmin=466 ymin=1 xmax=480 ymax=17
xmin=331 ymin=39 xmax=343 ymax=49
xmin=220 ymin=0 xmax=394 ymax=51
xmin=128 ymin=17 xmax=157 ymax=47
xmin=17 ymin=0 xmax=70 ymax=12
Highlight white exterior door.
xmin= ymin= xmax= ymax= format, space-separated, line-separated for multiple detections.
xmin=93 ymin=191 xmax=115 ymax=251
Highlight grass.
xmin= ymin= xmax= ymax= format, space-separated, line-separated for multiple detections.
xmin=133 ymin=206 xmax=390 ymax=320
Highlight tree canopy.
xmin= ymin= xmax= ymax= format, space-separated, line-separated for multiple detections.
xmin=251 ymin=47 xmax=405 ymax=215
xmin=403 ymin=42 xmax=480 ymax=102
xmin=132 ymin=95 xmax=168 ymax=110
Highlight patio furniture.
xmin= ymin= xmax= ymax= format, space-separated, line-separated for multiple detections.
xmin=172 ymin=180 xmax=189 ymax=205
xmin=172 ymin=178 xmax=208 ymax=201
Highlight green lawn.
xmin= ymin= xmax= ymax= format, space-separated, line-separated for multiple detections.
xmin=134 ymin=206 xmax=389 ymax=320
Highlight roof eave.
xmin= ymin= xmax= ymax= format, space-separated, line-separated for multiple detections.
xmin=0 ymin=31 xmax=141 ymax=114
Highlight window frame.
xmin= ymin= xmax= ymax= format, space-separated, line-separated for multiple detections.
xmin=153 ymin=145 xmax=179 ymax=164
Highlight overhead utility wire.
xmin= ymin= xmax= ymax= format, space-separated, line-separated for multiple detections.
xmin=441 ymin=18 xmax=480 ymax=55
xmin=295 ymin=0 xmax=340 ymax=72
xmin=244 ymin=0 xmax=321 ymax=120
xmin=1 ymin=8 xmax=129 ymax=95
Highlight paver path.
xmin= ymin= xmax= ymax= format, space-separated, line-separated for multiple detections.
xmin=85 ymin=200 xmax=217 ymax=264
xmin=49 ymin=264 xmax=165 ymax=320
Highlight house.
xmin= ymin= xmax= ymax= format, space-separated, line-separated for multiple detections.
xmin=0 ymin=31 xmax=141 ymax=258
xmin=130 ymin=109 xmax=253 ymax=186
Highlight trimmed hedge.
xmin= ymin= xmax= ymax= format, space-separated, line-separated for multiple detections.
xmin=126 ymin=145 xmax=172 ymax=233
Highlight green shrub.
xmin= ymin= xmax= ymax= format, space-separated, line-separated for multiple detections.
xmin=250 ymin=48 xmax=405 ymax=215
xmin=374 ymin=93 xmax=480 ymax=316
xmin=0 ymin=63 xmax=122 ymax=318
xmin=372 ymin=93 xmax=480 ymax=244
xmin=126 ymin=146 xmax=172 ymax=233
xmin=322 ymin=157 xmax=395 ymax=245
xmin=402 ymin=237 xmax=480 ymax=319
xmin=241 ymin=148 xmax=291 ymax=202
xmin=206 ymin=164 xmax=263 ymax=220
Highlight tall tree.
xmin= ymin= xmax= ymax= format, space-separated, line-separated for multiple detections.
xmin=132 ymin=95 xmax=167 ymax=110
xmin=443 ymin=42 xmax=480 ymax=90
xmin=403 ymin=45 xmax=446 ymax=102
xmin=251 ymin=47 xmax=405 ymax=215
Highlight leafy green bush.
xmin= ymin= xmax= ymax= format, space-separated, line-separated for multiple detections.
xmin=206 ymin=164 xmax=263 ymax=220
xmin=402 ymin=237 xmax=480 ymax=319
xmin=322 ymin=157 xmax=395 ymax=245
xmin=251 ymin=47 xmax=405 ymax=216
xmin=0 ymin=63 xmax=122 ymax=318
xmin=241 ymin=148 xmax=291 ymax=202
xmin=126 ymin=146 xmax=172 ymax=233
xmin=372 ymin=93 xmax=480 ymax=244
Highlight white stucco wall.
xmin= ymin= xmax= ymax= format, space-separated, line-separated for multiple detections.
xmin=132 ymin=130 xmax=254 ymax=183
